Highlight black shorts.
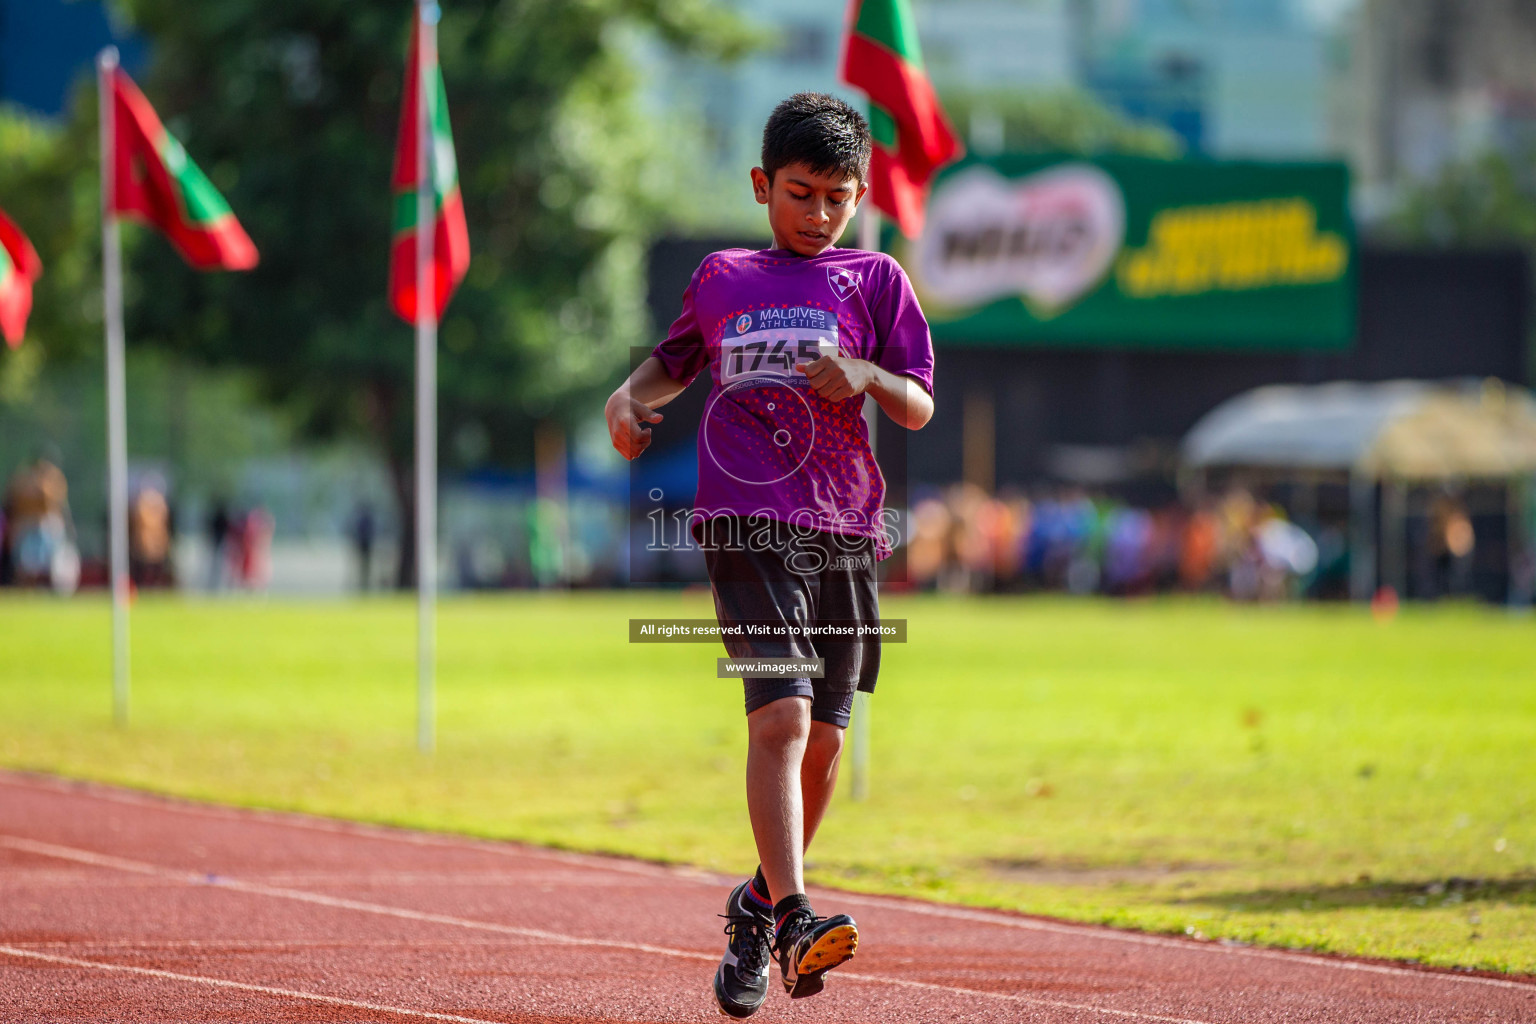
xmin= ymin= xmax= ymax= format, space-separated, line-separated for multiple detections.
xmin=700 ymin=516 xmax=880 ymax=729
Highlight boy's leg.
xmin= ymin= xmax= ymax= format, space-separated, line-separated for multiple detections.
xmin=762 ymin=532 xmax=871 ymax=996
xmin=706 ymin=519 xmax=860 ymax=1001
xmin=800 ymin=720 xmax=845 ymax=855
xmin=796 ymin=528 xmax=877 ymax=865
xmin=706 ymin=517 xmax=823 ymax=903
xmin=745 ymin=705 xmax=846 ymax=905
xmin=718 ymin=679 xmax=817 ymax=1017
xmin=747 ymin=696 xmax=858 ymax=999
xmin=745 ymin=695 xmax=812 ymax=904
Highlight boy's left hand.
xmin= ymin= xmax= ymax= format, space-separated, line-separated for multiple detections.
xmin=796 ymin=355 xmax=877 ymax=402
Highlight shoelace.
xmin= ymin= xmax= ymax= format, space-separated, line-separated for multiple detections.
xmin=771 ymin=909 xmax=822 ymax=956
xmin=719 ymin=911 xmax=772 ymax=974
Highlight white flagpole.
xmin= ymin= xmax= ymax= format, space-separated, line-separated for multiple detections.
xmin=857 ymin=206 xmax=880 ymax=255
xmin=852 ymin=205 xmax=881 ymax=801
xmin=98 ymin=47 xmax=131 ymax=728
xmin=415 ymin=0 xmax=439 ymax=755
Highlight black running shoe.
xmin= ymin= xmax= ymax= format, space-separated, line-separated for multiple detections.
xmin=774 ymin=908 xmax=858 ymax=999
xmin=712 ymin=881 xmax=773 ymax=1018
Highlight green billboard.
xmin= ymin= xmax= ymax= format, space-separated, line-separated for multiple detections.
xmin=898 ymin=154 xmax=1355 ymax=351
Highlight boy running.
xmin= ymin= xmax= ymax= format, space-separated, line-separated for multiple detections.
xmin=605 ymin=92 xmax=934 ymax=1017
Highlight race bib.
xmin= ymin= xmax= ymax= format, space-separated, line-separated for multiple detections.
xmin=720 ymin=307 xmax=839 ymax=385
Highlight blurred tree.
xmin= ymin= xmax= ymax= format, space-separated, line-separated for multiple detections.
xmin=938 ymin=87 xmax=1183 ymax=158
xmin=1387 ymin=148 xmax=1536 ymax=246
xmin=1386 ymin=148 xmax=1536 ymax=381
xmin=108 ymin=0 xmax=749 ymax=585
xmin=0 ymin=105 xmax=102 ymax=401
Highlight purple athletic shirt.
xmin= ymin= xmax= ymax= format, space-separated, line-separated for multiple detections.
xmin=652 ymin=247 xmax=935 ymax=560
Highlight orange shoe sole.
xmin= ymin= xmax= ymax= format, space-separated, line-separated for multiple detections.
xmin=786 ymin=923 xmax=858 ymax=998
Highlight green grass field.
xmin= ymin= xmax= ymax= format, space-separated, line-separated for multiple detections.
xmin=1 ymin=592 xmax=1532 ymax=974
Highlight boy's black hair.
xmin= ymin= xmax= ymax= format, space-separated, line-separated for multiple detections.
xmin=760 ymin=92 xmax=871 ymax=186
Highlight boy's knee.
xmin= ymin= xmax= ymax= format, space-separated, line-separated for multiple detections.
xmin=805 ymin=722 xmax=844 ymax=769
xmin=747 ymin=696 xmax=811 ymax=750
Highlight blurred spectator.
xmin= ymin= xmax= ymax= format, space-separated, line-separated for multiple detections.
xmin=1429 ymin=492 xmax=1475 ymax=597
xmin=129 ymin=479 xmax=174 ymax=588
xmin=237 ymin=506 xmax=275 ymax=591
xmin=1103 ymin=505 xmax=1153 ymax=594
xmin=1255 ymin=516 xmax=1318 ymax=600
xmin=1179 ymin=500 xmax=1219 ymax=590
xmin=207 ymin=499 xmax=232 ymax=590
xmin=1512 ymin=542 xmax=1536 ymax=609
xmin=350 ymin=500 xmax=377 ymax=591
xmin=906 ymin=495 xmax=951 ymax=587
xmin=2 ymin=450 xmax=80 ymax=594
xmin=1147 ymin=507 xmax=1183 ymax=591
xmin=901 ymin=481 xmax=1324 ymax=602
xmin=944 ymin=483 xmax=991 ymax=592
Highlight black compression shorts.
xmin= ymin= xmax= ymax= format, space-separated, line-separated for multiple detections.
xmin=700 ymin=515 xmax=881 ymax=728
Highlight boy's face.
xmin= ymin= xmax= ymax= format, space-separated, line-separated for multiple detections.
xmin=752 ymin=162 xmax=868 ymax=257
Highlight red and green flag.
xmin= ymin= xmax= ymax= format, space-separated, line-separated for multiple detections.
xmin=839 ymin=0 xmax=963 ymax=238
xmin=0 ymin=209 xmax=41 ymax=349
xmin=0 ymin=209 xmax=41 ymax=348
xmin=107 ymin=67 xmax=258 ymax=270
xmin=388 ymin=18 xmax=469 ymax=323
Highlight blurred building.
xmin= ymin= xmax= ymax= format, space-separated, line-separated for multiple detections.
xmin=633 ymin=0 xmax=1359 ymax=227
xmin=1073 ymin=0 xmax=1341 ymax=157
xmin=630 ymin=0 xmax=1077 ymax=229
xmin=1345 ymin=0 xmax=1536 ymax=201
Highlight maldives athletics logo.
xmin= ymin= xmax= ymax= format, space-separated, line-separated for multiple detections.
xmin=827 ymin=267 xmax=861 ymax=301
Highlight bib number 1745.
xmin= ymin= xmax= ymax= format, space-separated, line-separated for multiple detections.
xmin=721 ymin=334 xmax=838 ymax=384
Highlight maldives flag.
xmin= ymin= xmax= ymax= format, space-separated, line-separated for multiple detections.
xmin=108 ymin=67 xmax=258 ymax=270
xmin=0 ymin=209 xmax=41 ymax=348
xmin=388 ymin=19 xmax=469 ymax=323
xmin=839 ymin=0 xmax=963 ymax=238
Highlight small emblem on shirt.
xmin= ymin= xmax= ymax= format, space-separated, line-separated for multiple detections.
xmin=827 ymin=267 xmax=861 ymax=301
xmin=735 ymin=313 xmax=752 ymax=334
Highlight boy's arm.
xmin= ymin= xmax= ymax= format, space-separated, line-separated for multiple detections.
xmin=605 ymin=356 xmax=691 ymax=460
xmin=865 ymin=365 xmax=934 ymax=430
xmin=795 ymin=357 xmax=934 ymax=430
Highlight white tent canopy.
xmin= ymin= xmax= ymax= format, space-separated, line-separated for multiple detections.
xmin=1182 ymin=379 xmax=1536 ymax=602
xmin=1182 ymin=379 xmax=1536 ymax=481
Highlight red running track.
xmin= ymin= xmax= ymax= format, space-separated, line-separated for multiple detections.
xmin=1 ymin=771 xmax=1532 ymax=1023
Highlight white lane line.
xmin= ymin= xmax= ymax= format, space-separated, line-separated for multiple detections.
xmin=0 ymin=771 xmax=680 ymax=880
xmin=0 ymin=836 xmax=709 ymax=965
xmin=0 ymin=945 xmax=513 ymax=1024
xmin=4 ymin=869 xmax=633 ymax=887
xmin=1 ymin=834 xmax=1223 ymax=1024
xmin=835 ymin=969 xmax=1217 ymax=1024
xmin=825 ymin=891 xmax=1536 ymax=993
xmin=5 ymin=772 xmax=1533 ymax=995
xmin=7 ymin=938 xmax=554 ymax=952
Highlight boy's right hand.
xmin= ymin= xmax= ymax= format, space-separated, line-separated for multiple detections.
xmin=605 ymin=393 xmax=664 ymax=461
